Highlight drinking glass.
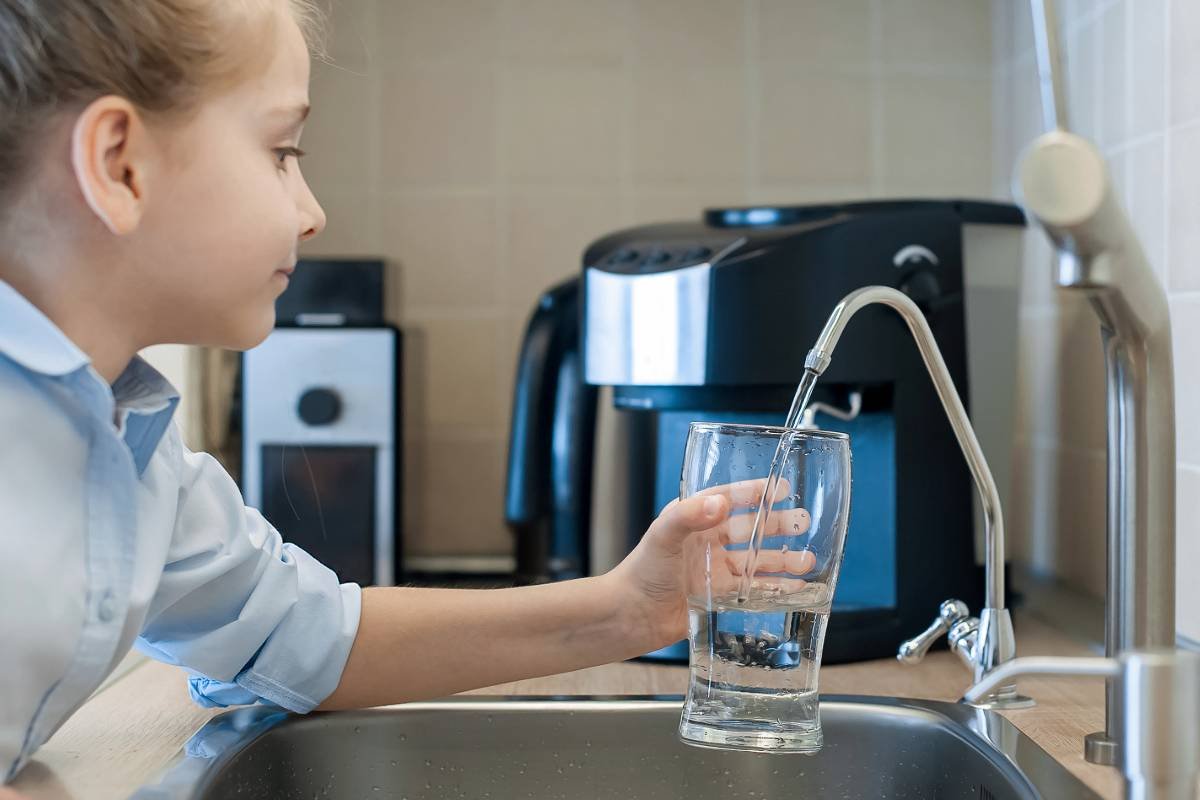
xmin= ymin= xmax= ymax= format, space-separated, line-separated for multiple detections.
xmin=677 ymin=422 xmax=851 ymax=753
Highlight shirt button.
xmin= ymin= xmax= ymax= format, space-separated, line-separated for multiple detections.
xmin=97 ymin=590 xmax=117 ymax=623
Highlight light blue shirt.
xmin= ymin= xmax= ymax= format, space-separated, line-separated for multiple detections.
xmin=0 ymin=279 xmax=362 ymax=782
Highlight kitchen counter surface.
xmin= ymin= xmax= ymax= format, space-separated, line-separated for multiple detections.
xmin=12 ymin=613 xmax=1123 ymax=800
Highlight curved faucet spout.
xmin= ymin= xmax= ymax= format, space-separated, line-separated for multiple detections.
xmin=804 ymin=285 xmax=1005 ymax=612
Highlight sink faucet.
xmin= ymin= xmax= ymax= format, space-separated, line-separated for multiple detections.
xmin=801 ymin=285 xmax=1029 ymax=708
xmin=1022 ymin=0 xmax=1177 ymax=766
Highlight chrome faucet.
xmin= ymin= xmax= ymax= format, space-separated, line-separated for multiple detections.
xmin=801 ymin=285 xmax=1029 ymax=708
xmin=1024 ymin=0 xmax=1177 ymax=766
xmin=965 ymin=651 xmax=1200 ymax=800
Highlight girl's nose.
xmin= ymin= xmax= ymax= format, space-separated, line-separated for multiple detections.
xmin=298 ymin=180 xmax=326 ymax=242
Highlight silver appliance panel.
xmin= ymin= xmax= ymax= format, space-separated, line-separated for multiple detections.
xmin=584 ymin=262 xmax=711 ymax=386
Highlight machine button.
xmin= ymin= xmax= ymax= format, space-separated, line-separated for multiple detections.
xmin=899 ymin=270 xmax=941 ymax=309
xmin=609 ymin=248 xmax=639 ymax=264
xmin=298 ymin=387 xmax=342 ymax=426
xmin=643 ymin=250 xmax=672 ymax=268
xmin=683 ymin=246 xmax=712 ymax=263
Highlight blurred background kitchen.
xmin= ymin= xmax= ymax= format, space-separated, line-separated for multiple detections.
xmin=140 ymin=0 xmax=1198 ymax=647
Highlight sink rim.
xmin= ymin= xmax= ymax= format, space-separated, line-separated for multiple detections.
xmin=131 ymin=694 xmax=1102 ymax=800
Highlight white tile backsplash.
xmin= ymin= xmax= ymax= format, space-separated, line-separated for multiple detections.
xmin=993 ymin=0 xmax=1200 ymax=637
xmin=1169 ymin=0 xmax=1200 ymax=126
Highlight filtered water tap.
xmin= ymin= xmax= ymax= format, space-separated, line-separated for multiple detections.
xmin=803 ymin=286 xmax=1029 ymax=708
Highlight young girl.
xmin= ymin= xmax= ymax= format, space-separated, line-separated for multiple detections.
xmin=0 ymin=1 xmax=818 ymax=789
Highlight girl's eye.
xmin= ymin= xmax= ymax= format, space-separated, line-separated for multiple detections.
xmin=273 ymin=146 xmax=306 ymax=168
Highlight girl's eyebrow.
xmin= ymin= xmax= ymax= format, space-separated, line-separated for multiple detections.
xmin=268 ymin=103 xmax=311 ymax=135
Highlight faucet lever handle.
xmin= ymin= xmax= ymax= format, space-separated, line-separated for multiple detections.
xmin=897 ymin=599 xmax=971 ymax=664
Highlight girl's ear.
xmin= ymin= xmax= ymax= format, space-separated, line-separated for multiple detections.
xmin=70 ymin=95 xmax=150 ymax=235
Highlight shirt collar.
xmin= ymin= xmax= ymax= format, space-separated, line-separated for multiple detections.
xmin=0 ymin=278 xmax=90 ymax=376
xmin=113 ymin=358 xmax=181 ymax=476
xmin=0 ymin=278 xmax=181 ymax=475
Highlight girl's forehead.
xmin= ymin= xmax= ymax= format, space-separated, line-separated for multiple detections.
xmin=227 ymin=10 xmax=312 ymax=117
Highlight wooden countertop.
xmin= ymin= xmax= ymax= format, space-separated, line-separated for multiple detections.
xmin=12 ymin=614 xmax=1125 ymax=800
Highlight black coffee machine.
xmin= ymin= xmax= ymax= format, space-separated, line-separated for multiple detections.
xmin=505 ymin=200 xmax=1026 ymax=663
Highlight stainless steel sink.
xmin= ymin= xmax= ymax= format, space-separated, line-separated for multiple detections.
xmin=132 ymin=695 xmax=1102 ymax=799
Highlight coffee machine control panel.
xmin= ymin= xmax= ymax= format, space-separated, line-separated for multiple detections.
xmin=593 ymin=240 xmax=735 ymax=276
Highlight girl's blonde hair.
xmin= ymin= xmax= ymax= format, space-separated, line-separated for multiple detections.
xmin=0 ymin=0 xmax=325 ymax=207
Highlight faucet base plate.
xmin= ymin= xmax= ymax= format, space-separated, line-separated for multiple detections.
xmin=1083 ymin=731 xmax=1119 ymax=765
xmin=964 ymin=694 xmax=1036 ymax=711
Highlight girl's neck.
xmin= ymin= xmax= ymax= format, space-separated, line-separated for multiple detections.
xmin=1 ymin=259 xmax=141 ymax=384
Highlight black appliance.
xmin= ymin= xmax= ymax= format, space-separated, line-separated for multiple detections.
xmin=241 ymin=258 xmax=402 ymax=587
xmin=505 ymin=199 xmax=1027 ymax=663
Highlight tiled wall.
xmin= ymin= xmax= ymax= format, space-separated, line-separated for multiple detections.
xmin=300 ymin=0 xmax=994 ymax=560
xmin=991 ymin=0 xmax=1199 ymax=641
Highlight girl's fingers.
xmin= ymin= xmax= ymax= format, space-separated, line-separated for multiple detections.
xmin=725 ymin=547 xmax=817 ymax=577
xmin=722 ymin=506 xmax=811 ymax=543
xmin=709 ymin=567 xmax=811 ymax=598
xmin=650 ymin=493 xmax=732 ymax=550
xmin=694 ymin=476 xmax=794 ymax=510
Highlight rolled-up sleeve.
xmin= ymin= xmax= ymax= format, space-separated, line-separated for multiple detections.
xmin=136 ymin=443 xmax=361 ymax=713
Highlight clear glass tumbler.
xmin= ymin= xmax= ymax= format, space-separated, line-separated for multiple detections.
xmin=677 ymin=422 xmax=851 ymax=753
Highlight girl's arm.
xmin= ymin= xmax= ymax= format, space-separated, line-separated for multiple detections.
xmin=318 ymin=492 xmax=730 ymax=709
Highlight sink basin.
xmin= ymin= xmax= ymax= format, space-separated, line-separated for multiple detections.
xmin=133 ymin=695 xmax=1101 ymax=799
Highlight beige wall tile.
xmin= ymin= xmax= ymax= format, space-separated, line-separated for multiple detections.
xmin=1053 ymin=446 xmax=1108 ymax=598
xmin=1169 ymin=0 xmax=1200 ymax=126
xmin=1178 ymin=466 xmax=1200 ymax=642
xmin=377 ymin=0 xmax=499 ymax=65
xmin=745 ymin=184 xmax=876 ymax=205
xmin=1014 ymin=310 xmax=1060 ymax=443
xmin=405 ymin=435 xmax=510 ymax=556
xmin=882 ymin=75 xmax=992 ymax=194
xmin=379 ymin=193 xmax=500 ymax=312
xmin=630 ymin=0 xmax=745 ymax=69
xmin=1054 ymin=298 xmax=1107 ymax=453
xmin=1008 ymin=438 xmax=1060 ymax=571
xmin=400 ymin=324 xmax=430 ymax=436
xmin=1171 ymin=296 xmax=1200 ymax=466
xmin=630 ymin=185 xmax=747 ymax=226
xmin=757 ymin=70 xmax=872 ymax=185
xmin=302 ymin=61 xmax=376 ymax=194
xmin=500 ymin=65 xmax=624 ymax=184
xmin=398 ymin=439 xmax=422 ymax=561
xmin=1168 ymin=124 xmax=1200 ymax=292
xmin=757 ymin=0 xmax=872 ymax=68
xmin=379 ymin=66 xmax=499 ymax=187
xmin=500 ymin=0 xmax=630 ymax=66
xmin=506 ymin=192 xmax=626 ymax=312
xmin=494 ymin=312 xmax=531 ymax=439
xmin=303 ymin=0 xmax=999 ymax=560
xmin=321 ymin=0 xmax=376 ymax=73
xmin=299 ymin=190 xmax=379 ymax=258
xmin=880 ymin=0 xmax=992 ymax=73
xmin=633 ymin=66 xmax=747 ymax=183
xmin=413 ymin=316 xmax=506 ymax=433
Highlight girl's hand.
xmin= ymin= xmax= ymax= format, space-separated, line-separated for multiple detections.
xmin=606 ymin=478 xmax=813 ymax=652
